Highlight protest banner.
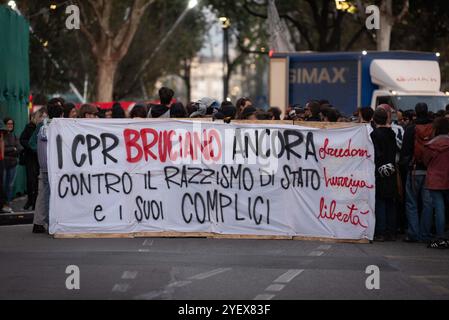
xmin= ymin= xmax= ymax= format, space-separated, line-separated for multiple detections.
xmin=48 ymin=119 xmax=376 ymax=241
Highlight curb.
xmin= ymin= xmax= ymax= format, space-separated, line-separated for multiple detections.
xmin=0 ymin=212 xmax=34 ymax=226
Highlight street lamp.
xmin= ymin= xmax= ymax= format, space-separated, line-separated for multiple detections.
xmin=220 ymin=17 xmax=231 ymax=101
xmin=188 ymin=0 xmax=198 ymax=9
xmin=7 ymin=1 xmax=17 ymax=10
xmin=335 ymin=0 xmax=357 ymax=14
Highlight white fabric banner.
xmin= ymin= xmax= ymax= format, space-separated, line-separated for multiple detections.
xmin=48 ymin=119 xmax=376 ymax=240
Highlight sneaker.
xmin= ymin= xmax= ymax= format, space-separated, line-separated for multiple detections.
xmin=32 ymin=225 xmax=46 ymax=234
xmin=428 ymin=239 xmax=449 ymax=249
xmin=2 ymin=206 xmax=13 ymax=213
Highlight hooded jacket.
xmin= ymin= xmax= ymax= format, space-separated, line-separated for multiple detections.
xmin=423 ymin=135 xmax=449 ymax=190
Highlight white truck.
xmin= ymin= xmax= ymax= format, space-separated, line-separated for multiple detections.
xmin=269 ymin=51 xmax=449 ymax=115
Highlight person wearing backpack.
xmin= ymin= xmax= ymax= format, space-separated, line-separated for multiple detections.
xmin=423 ymin=117 xmax=449 ymax=248
xmin=400 ymin=103 xmax=434 ymax=242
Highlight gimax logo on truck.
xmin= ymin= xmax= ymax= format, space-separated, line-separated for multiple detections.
xmin=290 ymin=67 xmax=348 ymax=84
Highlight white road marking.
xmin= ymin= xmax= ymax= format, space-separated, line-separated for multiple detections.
xmin=167 ymin=281 xmax=192 ymax=288
xmin=138 ymin=249 xmax=151 ymax=253
xmin=189 ymin=268 xmax=232 ymax=280
xmin=143 ymin=239 xmax=154 ymax=246
xmin=254 ymin=294 xmax=275 ymax=300
xmin=309 ymin=251 xmax=324 ymax=257
xmin=112 ymin=283 xmax=130 ymax=293
xmin=317 ymin=245 xmax=332 ymax=250
xmin=265 ymin=284 xmax=286 ymax=292
xmin=122 ymin=271 xmax=138 ymax=280
xmin=274 ymin=269 xmax=304 ymax=284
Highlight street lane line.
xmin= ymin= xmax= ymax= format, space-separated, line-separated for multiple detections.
xmin=265 ymin=284 xmax=285 ymax=292
xmin=138 ymin=249 xmax=151 ymax=253
xmin=112 ymin=284 xmax=130 ymax=293
xmin=167 ymin=281 xmax=192 ymax=288
xmin=189 ymin=268 xmax=232 ymax=280
xmin=309 ymin=251 xmax=324 ymax=256
xmin=254 ymin=294 xmax=275 ymax=300
xmin=317 ymin=245 xmax=332 ymax=250
xmin=274 ymin=269 xmax=304 ymax=284
xmin=122 ymin=271 xmax=138 ymax=280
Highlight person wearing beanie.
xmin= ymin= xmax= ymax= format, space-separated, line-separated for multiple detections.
xmin=219 ymin=101 xmax=237 ymax=120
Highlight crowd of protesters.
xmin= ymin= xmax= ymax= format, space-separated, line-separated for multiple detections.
xmin=0 ymin=87 xmax=448 ymax=248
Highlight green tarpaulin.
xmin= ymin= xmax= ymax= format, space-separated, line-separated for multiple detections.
xmin=0 ymin=5 xmax=30 ymax=196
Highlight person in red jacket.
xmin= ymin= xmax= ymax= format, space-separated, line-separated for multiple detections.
xmin=423 ymin=117 xmax=449 ymax=246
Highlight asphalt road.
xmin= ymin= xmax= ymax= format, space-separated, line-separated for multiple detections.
xmin=1 ymin=225 xmax=449 ymax=300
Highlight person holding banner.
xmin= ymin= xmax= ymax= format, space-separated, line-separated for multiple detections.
xmin=30 ymin=100 xmax=64 ymax=234
xmin=371 ymin=108 xmax=399 ymax=242
xmin=20 ymin=109 xmax=47 ymax=211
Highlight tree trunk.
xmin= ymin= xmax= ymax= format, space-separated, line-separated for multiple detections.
xmin=96 ymin=58 xmax=118 ymax=102
xmin=377 ymin=0 xmax=393 ymax=51
xmin=182 ymin=59 xmax=192 ymax=103
xmin=377 ymin=16 xmax=393 ymax=51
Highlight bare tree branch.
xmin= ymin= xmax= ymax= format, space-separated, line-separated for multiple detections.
xmin=395 ymin=0 xmax=410 ymax=23
xmin=113 ymin=0 xmax=154 ymax=57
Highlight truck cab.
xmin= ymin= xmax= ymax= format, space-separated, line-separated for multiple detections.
xmin=371 ymin=90 xmax=449 ymax=113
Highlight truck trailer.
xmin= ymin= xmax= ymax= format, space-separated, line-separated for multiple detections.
xmin=269 ymin=51 xmax=449 ymax=116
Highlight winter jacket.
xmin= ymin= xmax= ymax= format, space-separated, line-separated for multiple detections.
xmin=30 ymin=121 xmax=49 ymax=173
xmin=3 ymin=132 xmax=22 ymax=168
xmin=371 ymin=127 xmax=398 ymax=199
xmin=20 ymin=122 xmax=38 ymax=164
xmin=400 ymin=117 xmax=433 ymax=172
xmin=423 ymin=135 xmax=449 ymax=190
xmin=148 ymin=104 xmax=170 ymax=118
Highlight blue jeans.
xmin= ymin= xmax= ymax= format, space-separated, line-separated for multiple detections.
xmin=429 ymin=190 xmax=448 ymax=239
xmin=405 ymin=174 xmax=433 ymax=241
xmin=3 ymin=166 xmax=17 ymax=203
xmin=375 ymin=197 xmax=396 ymax=237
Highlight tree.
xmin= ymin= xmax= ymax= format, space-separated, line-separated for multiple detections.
xmin=12 ymin=0 xmax=207 ymax=102
xmin=76 ymin=0 xmax=153 ymax=102
xmin=114 ymin=0 xmax=207 ymax=101
xmin=205 ymin=0 xmax=269 ymax=99
xmin=242 ymin=0 xmax=372 ymax=52
xmin=358 ymin=0 xmax=409 ymax=51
